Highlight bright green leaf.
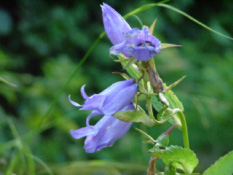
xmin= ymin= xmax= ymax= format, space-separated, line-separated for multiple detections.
xmin=203 ymin=150 xmax=233 ymax=175
xmin=150 ymin=145 xmax=198 ymax=174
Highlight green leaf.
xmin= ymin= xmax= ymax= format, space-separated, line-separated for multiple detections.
xmin=165 ymin=89 xmax=184 ymax=111
xmin=157 ymin=107 xmax=173 ymax=121
xmin=156 ymin=133 xmax=169 ymax=147
xmin=151 ymin=96 xmax=164 ymax=112
xmin=113 ymin=107 xmax=154 ymax=127
xmin=203 ymin=150 xmax=233 ymax=175
xmin=150 ymin=145 xmax=198 ymax=174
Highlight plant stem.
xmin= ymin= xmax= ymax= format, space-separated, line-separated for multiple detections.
xmin=178 ymin=111 xmax=190 ymax=149
xmin=147 ymin=155 xmax=160 ymax=175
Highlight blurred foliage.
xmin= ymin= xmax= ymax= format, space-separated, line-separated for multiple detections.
xmin=0 ymin=0 xmax=232 ymax=174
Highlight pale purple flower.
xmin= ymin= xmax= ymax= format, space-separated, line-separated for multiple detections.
xmin=69 ymin=79 xmax=137 ymax=153
xmin=101 ymin=3 xmax=161 ymax=61
xmin=70 ymin=104 xmax=134 ymax=153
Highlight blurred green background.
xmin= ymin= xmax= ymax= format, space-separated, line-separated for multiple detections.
xmin=0 ymin=0 xmax=232 ymax=174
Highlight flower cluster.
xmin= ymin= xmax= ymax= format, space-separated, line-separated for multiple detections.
xmin=70 ymin=3 xmax=162 ymax=153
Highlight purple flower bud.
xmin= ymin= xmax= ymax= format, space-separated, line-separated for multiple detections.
xmin=101 ymin=3 xmax=131 ymax=45
xmin=69 ymin=80 xmax=137 ymax=153
xmin=101 ymin=3 xmax=161 ymax=61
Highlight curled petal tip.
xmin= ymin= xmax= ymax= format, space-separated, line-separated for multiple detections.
xmin=68 ymin=95 xmax=81 ymax=107
xmin=81 ymin=84 xmax=88 ymax=99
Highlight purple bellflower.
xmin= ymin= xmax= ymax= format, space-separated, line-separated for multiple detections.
xmin=101 ymin=3 xmax=161 ymax=61
xmin=69 ymin=80 xmax=137 ymax=153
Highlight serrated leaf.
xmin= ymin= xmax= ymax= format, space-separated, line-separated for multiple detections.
xmin=150 ymin=145 xmax=198 ymax=174
xmin=113 ymin=107 xmax=154 ymax=127
xmin=203 ymin=150 xmax=233 ymax=175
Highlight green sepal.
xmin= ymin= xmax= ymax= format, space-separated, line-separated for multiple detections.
xmin=164 ymin=76 xmax=186 ymax=92
xmin=149 ymin=145 xmax=198 ymax=174
xmin=156 ymin=133 xmax=169 ymax=147
xmin=135 ymin=127 xmax=156 ymax=143
xmin=161 ymin=43 xmax=182 ymax=49
xmin=113 ymin=106 xmax=154 ymax=127
xmin=149 ymin=18 xmax=158 ymax=35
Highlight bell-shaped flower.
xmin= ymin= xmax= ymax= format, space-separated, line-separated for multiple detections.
xmin=101 ymin=3 xmax=161 ymax=61
xmin=101 ymin=3 xmax=131 ymax=45
xmin=69 ymin=79 xmax=137 ymax=153
xmin=69 ymin=79 xmax=137 ymax=115
xmin=70 ymin=104 xmax=134 ymax=153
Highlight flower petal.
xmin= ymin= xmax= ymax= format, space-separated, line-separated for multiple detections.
xmin=81 ymin=94 xmax=106 ymax=112
xmin=101 ymin=3 xmax=131 ymax=45
xmin=86 ymin=110 xmax=101 ymax=126
xmin=84 ymin=115 xmax=132 ymax=153
xmin=133 ymin=46 xmax=156 ymax=61
xmin=68 ymin=95 xmax=82 ymax=107
xmin=70 ymin=127 xmax=97 ymax=139
xmin=102 ymin=82 xmax=137 ymax=115
xmin=81 ymin=85 xmax=89 ymax=99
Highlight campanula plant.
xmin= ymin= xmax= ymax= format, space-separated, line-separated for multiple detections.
xmin=67 ymin=2 xmax=233 ymax=175
xmin=4 ymin=1 xmax=233 ymax=175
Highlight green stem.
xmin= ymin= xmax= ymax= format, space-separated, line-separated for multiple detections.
xmin=177 ymin=111 xmax=190 ymax=149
